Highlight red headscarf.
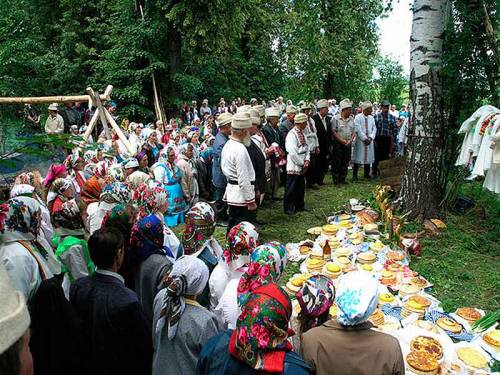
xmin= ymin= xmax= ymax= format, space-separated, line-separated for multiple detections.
xmin=43 ymin=164 xmax=67 ymax=187
xmin=81 ymin=176 xmax=102 ymax=204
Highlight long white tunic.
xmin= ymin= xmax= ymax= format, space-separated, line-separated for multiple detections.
xmin=352 ymin=113 xmax=377 ymax=164
xmin=221 ymin=138 xmax=255 ymax=206
xmin=286 ymin=127 xmax=310 ymax=174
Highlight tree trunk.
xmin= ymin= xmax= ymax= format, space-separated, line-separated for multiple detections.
xmin=400 ymin=0 xmax=448 ymax=221
xmin=166 ymin=19 xmax=182 ymax=102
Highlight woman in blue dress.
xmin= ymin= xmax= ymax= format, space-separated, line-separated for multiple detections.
xmin=152 ymin=146 xmax=187 ymax=227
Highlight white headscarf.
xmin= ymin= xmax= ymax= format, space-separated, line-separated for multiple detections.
xmin=155 ymin=255 xmax=209 ymax=340
xmin=10 ymin=184 xmax=35 ymax=198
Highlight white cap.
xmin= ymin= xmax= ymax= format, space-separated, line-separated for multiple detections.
xmin=286 ymin=105 xmax=298 ymax=114
xmin=217 ymin=112 xmax=233 ymax=127
xmin=361 ymin=101 xmax=373 ymax=110
xmin=265 ymin=107 xmax=280 ymax=118
xmin=0 ymin=264 xmax=30 ymax=354
xmin=232 ymin=112 xmax=252 ymax=129
xmin=249 ymin=109 xmax=261 ymax=125
xmin=48 ymin=103 xmax=59 ymax=111
xmin=339 ymin=99 xmax=353 ymax=111
xmin=237 ymin=105 xmax=251 ymax=113
xmin=254 ymin=105 xmax=265 ymax=117
xmin=316 ymin=99 xmax=328 ymax=109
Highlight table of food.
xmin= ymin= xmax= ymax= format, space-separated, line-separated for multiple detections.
xmin=285 ymin=200 xmax=499 ymax=375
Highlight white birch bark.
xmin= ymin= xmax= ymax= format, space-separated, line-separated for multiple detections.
xmin=400 ymin=0 xmax=449 ymax=220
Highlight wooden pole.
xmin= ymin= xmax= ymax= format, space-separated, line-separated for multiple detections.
xmin=87 ymin=87 xmax=111 ymax=139
xmin=0 ymin=85 xmax=113 ymax=105
xmin=103 ymin=109 xmax=134 ymax=155
xmin=82 ymin=109 xmax=100 ymax=142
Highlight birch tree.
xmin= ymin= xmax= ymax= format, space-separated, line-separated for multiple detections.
xmin=400 ymin=0 xmax=449 ymax=220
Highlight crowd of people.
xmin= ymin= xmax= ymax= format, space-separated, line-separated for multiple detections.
xmin=0 ymin=97 xmax=409 ymax=375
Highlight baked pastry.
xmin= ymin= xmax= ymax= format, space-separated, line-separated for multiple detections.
xmin=339 ymin=213 xmax=352 ymax=221
xmin=369 ymin=309 xmax=385 ymax=326
xmin=410 ymin=276 xmax=428 ymax=288
xmin=406 ymin=351 xmax=439 ymax=375
xmin=401 ymin=300 xmax=426 ymax=319
xmin=410 ymin=336 xmax=443 ymax=360
xmin=370 ymin=240 xmax=385 ymax=252
xmin=388 ymin=263 xmax=402 ymax=272
xmin=336 ymin=256 xmax=350 ymax=266
xmin=363 ymin=223 xmax=379 ymax=234
xmin=307 ymin=226 xmax=323 ymax=235
xmin=413 ymin=320 xmax=439 ymax=333
xmin=299 ymin=245 xmax=312 ymax=255
xmin=322 ymin=224 xmax=339 ymax=235
xmin=357 ymin=251 xmax=376 ymax=264
xmin=360 ymin=264 xmax=373 ymax=272
xmin=380 ymin=270 xmax=396 ymax=285
xmin=329 ymin=304 xmax=338 ymax=318
xmin=436 ymin=317 xmax=462 ymax=333
xmin=286 ymin=277 xmax=304 ymax=294
xmin=335 ymin=247 xmax=351 ymax=257
xmin=306 ymin=258 xmax=326 ymax=272
xmin=456 ymin=307 xmax=482 ymax=323
xmin=483 ymin=329 xmax=500 ymax=350
xmin=387 ymin=251 xmax=405 ymax=262
xmin=456 ymin=347 xmax=487 ymax=369
xmin=379 ymin=293 xmax=395 ymax=304
xmin=323 ymin=263 xmax=341 ymax=279
xmin=409 ymin=295 xmax=431 ymax=309
xmin=398 ymin=283 xmax=421 ymax=297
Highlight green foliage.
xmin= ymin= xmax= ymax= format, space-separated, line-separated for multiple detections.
xmin=372 ymin=56 xmax=408 ymax=107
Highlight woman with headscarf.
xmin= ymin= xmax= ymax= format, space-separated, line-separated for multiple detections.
xmin=291 ymin=275 xmax=335 ymax=353
xmin=195 ymin=146 xmax=214 ymax=201
xmin=197 ymin=283 xmax=311 ymax=374
xmin=48 ymin=178 xmax=75 ymax=214
xmin=130 ymin=213 xmax=174 ymax=327
xmin=133 ymin=183 xmax=181 ymax=259
xmin=217 ymin=241 xmax=286 ymax=330
xmin=128 ymin=122 xmax=142 ymax=155
xmin=141 ymin=129 xmax=163 ymax=167
xmin=152 ymin=146 xmax=186 ymax=226
xmin=101 ymin=203 xmax=136 ymax=290
xmin=177 ymin=143 xmax=199 ymax=206
xmin=43 ymin=163 xmax=68 ymax=190
xmin=152 ymin=256 xmax=221 ymax=375
xmin=0 ymin=197 xmax=57 ymax=300
xmin=89 ymin=182 xmax=130 ymax=235
xmin=64 ymin=153 xmax=86 ymax=195
xmin=181 ymin=202 xmax=222 ymax=307
xmin=106 ymin=163 xmax=125 ymax=183
xmin=209 ymin=222 xmax=258 ymax=312
xmin=301 ymin=271 xmax=405 ymax=375
xmin=136 ymin=148 xmax=151 ymax=174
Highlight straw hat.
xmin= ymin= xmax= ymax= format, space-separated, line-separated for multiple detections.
xmin=286 ymin=105 xmax=298 ymax=114
xmin=217 ymin=112 xmax=233 ymax=127
xmin=249 ymin=109 xmax=261 ymax=125
xmin=316 ymin=99 xmax=328 ymax=109
xmin=265 ymin=107 xmax=280 ymax=118
xmin=48 ymin=103 xmax=59 ymax=111
xmin=294 ymin=113 xmax=308 ymax=124
xmin=361 ymin=101 xmax=373 ymax=110
xmin=254 ymin=105 xmax=265 ymax=117
xmin=339 ymin=99 xmax=353 ymax=111
xmin=0 ymin=265 xmax=30 ymax=354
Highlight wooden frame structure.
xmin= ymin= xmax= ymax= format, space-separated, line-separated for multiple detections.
xmin=0 ymin=85 xmax=134 ymax=155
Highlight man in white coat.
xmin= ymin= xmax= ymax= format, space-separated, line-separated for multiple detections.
xmin=221 ymin=112 xmax=257 ymax=229
xmin=352 ymin=101 xmax=377 ymax=180
xmin=44 ymin=103 xmax=65 ymax=135
xmin=284 ymin=113 xmax=310 ymax=215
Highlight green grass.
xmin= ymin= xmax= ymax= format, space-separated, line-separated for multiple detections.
xmin=175 ymin=175 xmax=500 ymax=312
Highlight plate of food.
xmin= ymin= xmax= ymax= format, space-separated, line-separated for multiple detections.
xmin=307 ymin=226 xmax=323 ymax=236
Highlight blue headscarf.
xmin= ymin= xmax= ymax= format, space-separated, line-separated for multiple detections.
xmin=130 ymin=214 xmax=173 ymax=262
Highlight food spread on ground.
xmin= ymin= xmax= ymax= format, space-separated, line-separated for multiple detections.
xmin=285 ymin=194 xmax=497 ymax=374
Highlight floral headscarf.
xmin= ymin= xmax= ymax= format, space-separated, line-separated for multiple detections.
xmin=81 ymin=177 xmax=102 ymax=204
xmin=182 ymin=202 xmax=216 ymax=255
xmin=84 ymin=149 xmax=98 ymax=164
xmin=10 ymin=184 xmax=35 ymax=198
xmin=155 ymin=256 xmax=209 ymax=340
xmin=47 ymin=178 xmax=73 ymax=204
xmin=224 ymin=222 xmax=259 ymax=270
xmin=93 ymin=161 xmax=109 ymax=179
xmin=0 ymin=197 xmax=41 ymax=243
xmin=106 ymin=164 xmax=125 ymax=183
xmin=101 ymin=204 xmax=133 ymax=236
xmin=130 ymin=214 xmax=170 ymax=262
xmin=53 ymin=199 xmax=84 ymax=232
xmin=141 ymin=128 xmax=156 ymax=143
xmin=133 ymin=184 xmax=168 ymax=218
xmin=63 ymin=154 xmax=83 ymax=170
xmin=100 ymin=182 xmax=131 ymax=204
xmin=336 ymin=271 xmax=379 ymax=326
xmin=296 ymin=275 xmax=336 ymax=330
xmin=126 ymin=171 xmax=151 ymax=190
xmin=43 ymin=164 xmax=67 ymax=187
xmin=229 ymin=283 xmax=293 ymax=373
xmin=14 ymin=171 xmax=38 ymax=187
xmin=237 ymin=241 xmax=287 ymax=307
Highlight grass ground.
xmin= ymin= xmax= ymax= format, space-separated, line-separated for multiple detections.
xmin=177 ymin=173 xmax=500 ymax=313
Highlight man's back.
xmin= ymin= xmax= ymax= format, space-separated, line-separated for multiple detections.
xmin=70 ymin=272 xmax=152 ymax=375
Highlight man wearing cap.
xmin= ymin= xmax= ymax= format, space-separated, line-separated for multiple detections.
xmin=284 ymin=113 xmax=310 ymax=215
xmin=301 ymin=102 xmax=320 ymax=189
xmin=312 ymin=99 xmax=333 ymax=185
xmin=332 ymin=99 xmax=355 ymax=184
xmin=262 ymin=107 xmax=283 ymax=200
xmin=352 ymin=101 xmax=377 ymax=180
xmin=373 ymin=100 xmax=399 ymax=177
xmin=44 ymin=103 xmax=64 ymax=135
xmin=279 ymin=105 xmax=297 ymax=150
xmin=221 ymin=112 xmax=257 ymax=229
xmin=212 ymin=112 xmax=233 ymax=224
xmin=200 ymin=99 xmax=212 ymax=117
xmin=0 ymin=265 xmax=33 ymax=375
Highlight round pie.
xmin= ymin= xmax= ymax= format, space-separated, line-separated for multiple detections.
xmin=483 ymin=329 xmax=500 ymax=349
xmin=406 ymin=351 xmax=439 ymax=375
xmin=436 ymin=317 xmax=462 ymax=333
xmin=360 ymin=264 xmax=373 ymax=272
xmin=456 ymin=347 xmax=487 ymax=369
xmin=357 ymin=251 xmax=377 ymax=264
xmin=307 ymin=227 xmax=323 ymax=235
xmin=323 ymin=263 xmax=342 ymax=279
xmin=410 ymin=336 xmax=443 ymax=360
xmin=409 ymin=295 xmax=431 ymax=308
xmin=335 ymin=247 xmax=351 ymax=257
xmin=306 ymin=258 xmax=326 ymax=272
xmin=299 ymin=245 xmax=312 ymax=255
xmin=370 ymin=240 xmax=385 ymax=252
xmin=411 ymin=276 xmax=428 ymax=288
xmin=387 ymin=251 xmax=405 ymax=261
xmin=413 ymin=320 xmax=439 ymax=333
xmin=336 ymin=256 xmax=350 ymax=265
xmin=379 ymin=293 xmax=395 ymax=304
xmin=456 ymin=307 xmax=482 ymax=323
xmin=322 ymin=224 xmax=339 ymax=235
xmin=399 ymin=283 xmax=421 ymax=297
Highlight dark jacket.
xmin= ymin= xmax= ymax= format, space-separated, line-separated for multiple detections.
xmin=212 ymin=131 xmax=229 ymax=189
xmin=197 ymin=330 xmax=311 ymax=375
xmin=279 ymin=119 xmax=294 ymax=151
xmin=195 ymin=158 xmax=213 ymax=200
xmin=247 ymin=140 xmax=266 ymax=193
xmin=70 ymin=272 xmax=152 ymax=375
xmin=312 ymin=113 xmax=333 ymax=159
